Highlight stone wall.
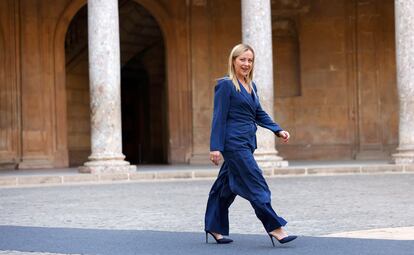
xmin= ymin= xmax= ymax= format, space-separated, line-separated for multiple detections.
xmin=0 ymin=0 xmax=20 ymax=168
xmin=0 ymin=0 xmax=71 ymax=169
xmin=273 ymin=0 xmax=398 ymax=160
xmin=189 ymin=0 xmax=242 ymax=163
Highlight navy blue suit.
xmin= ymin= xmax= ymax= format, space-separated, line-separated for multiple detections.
xmin=205 ymin=78 xmax=287 ymax=235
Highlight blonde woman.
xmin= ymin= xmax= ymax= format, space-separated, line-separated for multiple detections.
xmin=204 ymin=44 xmax=296 ymax=246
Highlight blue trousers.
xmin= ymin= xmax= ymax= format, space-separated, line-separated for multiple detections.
xmin=204 ymin=150 xmax=287 ymax=235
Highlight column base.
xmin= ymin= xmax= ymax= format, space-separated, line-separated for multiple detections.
xmin=78 ymin=160 xmax=136 ymax=174
xmin=254 ymin=150 xmax=288 ymax=169
xmin=392 ymin=148 xmax=414 ymax=164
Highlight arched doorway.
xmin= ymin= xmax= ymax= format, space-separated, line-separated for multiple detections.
xmin=119 ymin=1 xmax=167 ymax=164
xmin=64 ymin=5 xmax=90 ymax=167
xmin=64 ymin=0 xmax=168 ymax=166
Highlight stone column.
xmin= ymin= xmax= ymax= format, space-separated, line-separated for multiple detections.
xmin=79 ymin=0 xmax=135 ymax=173
xmin=393 ymin=0 xmax=414 ymax=164
xmin=241 ymin=0 xmax=288 ymax=168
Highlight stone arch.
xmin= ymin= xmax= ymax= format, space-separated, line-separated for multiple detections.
xmin=131 ymin=0 xmax=192 ymax=163
xmin=54 ymin=0 xmax=192 ymax=164
xmin=53 ymin=0 xmax=87 ymax=167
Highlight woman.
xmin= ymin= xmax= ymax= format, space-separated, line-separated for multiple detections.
xmin=204 ymin=44 xmax=297 ymax=246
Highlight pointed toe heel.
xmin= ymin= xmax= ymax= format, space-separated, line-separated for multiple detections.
xmin=278 ymin=235 xmax=297 ymax=244
xmin=268 ymin=234 xmax=297 ymax=246
xmin=205 ymin=231 xmax=233 ymax=244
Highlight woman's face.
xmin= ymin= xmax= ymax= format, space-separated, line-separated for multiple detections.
xmin=233 ymin=50 xmax=254 ymax=79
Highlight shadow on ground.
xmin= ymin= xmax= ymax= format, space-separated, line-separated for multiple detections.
xmin=0 ymin=225 xmax=413 ymax=255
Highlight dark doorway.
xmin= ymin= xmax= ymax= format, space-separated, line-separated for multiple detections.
xmin=65 ymin=5 xmax=91 ymax=167
xmin=119 ymin=0 xmax=168 ymax=164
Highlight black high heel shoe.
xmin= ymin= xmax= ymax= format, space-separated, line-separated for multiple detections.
xmin=268 ymin=234 xmax=297 ymax=246
xmin=205 ymin=231 xmax=233 ymax=244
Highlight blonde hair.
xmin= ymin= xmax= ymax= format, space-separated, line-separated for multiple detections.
xmin=228 ymin=43 xmax=255 ymax=92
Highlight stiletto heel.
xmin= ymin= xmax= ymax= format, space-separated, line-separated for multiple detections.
xmin=268 ymin=234 xmax=275 ymax=247
xmin=205 ymin=231 xmax=233 ymax=244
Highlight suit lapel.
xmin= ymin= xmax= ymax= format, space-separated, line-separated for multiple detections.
xmin=237 ymin=80 xmax=257 ymax=114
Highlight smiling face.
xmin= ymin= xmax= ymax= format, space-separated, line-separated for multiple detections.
xmin=233 ymin=50 xmax=254 ymax=80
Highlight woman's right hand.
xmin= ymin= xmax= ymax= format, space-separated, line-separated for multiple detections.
xmin=210 ymin=151 xmax=221 ymax=166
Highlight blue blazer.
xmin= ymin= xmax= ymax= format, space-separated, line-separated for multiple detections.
xmin=210 ymin=78 xmax=283 ymax=152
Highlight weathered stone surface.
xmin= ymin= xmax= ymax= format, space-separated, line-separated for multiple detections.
xmin=1 ymin=162 xmax=412 ymax=187
xmin=98 ymin=173 xmax=129 ymax=182
xmin=79 ymin=164 xmax=136 ymax=174
xmin=275 ymin=0 xmax=398 ymax=161
xmin=193 ymin=170 xmax=219 ymax=178
xmin=361 ymin=165 xmax=404 ymax=173
xmin=129 ymin=172 xmax=156 ymax=180
xmin=242 ymin=0 xmax=287 ymax=167
xmin=63 ymin=174 xmax=99 ymax=184
xmin=81 ymin=0 xmax=133 ymax=173
xmin=405 ymin=165 xmax=414 ymax=172
xmin=0 ymin=177 xmax=17 ymax=186
xmin=393 ymin=0 xmax=414 ymax=164
xmin=274 ymin=167 xmax=306 ymax=175
xmin=262 ymin=168 xmax=273 ymax=176
xmin=155 ymin=171 xmax=193 ymax=179
xmin=17 ymin=176 xmax=62 ymax=186
xmin=307 ymin=167 xmax=361 ymax=175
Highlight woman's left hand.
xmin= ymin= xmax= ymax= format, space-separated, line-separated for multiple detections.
xmin=209 ymin=151 xmax=221 ymax=166
xmin=278 ymin=131 xmax=290 ymax=143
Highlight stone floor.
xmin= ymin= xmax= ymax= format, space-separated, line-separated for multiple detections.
xmin=0 ymin=172 xmax=413 ymax=254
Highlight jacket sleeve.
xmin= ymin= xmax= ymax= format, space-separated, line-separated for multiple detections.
xmin=210 ymin=80 xmax=231 ymax=151
xmin=253 ymin=83 xmax=283 ymax=135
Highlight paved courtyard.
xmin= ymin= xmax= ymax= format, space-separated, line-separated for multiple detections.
xmin=0 ymin=173 xmax=413 ymax=254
